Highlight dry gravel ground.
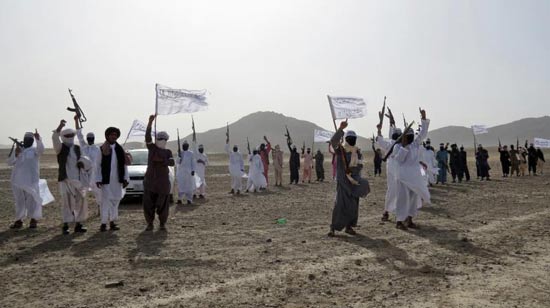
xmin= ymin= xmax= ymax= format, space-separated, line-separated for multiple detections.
xmin=0 ymin=149 xmax=549 ymax=308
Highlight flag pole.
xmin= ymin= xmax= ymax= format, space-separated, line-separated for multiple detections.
xmin=122 ymin=124 xmax=132 ymax=147
xmin=327 ymin=95 xmax=352 ymax=177
xmin=154 ymin=83 xmax=158 ymax=142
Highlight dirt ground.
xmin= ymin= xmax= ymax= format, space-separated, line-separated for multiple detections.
xmin=0 ymin=148 xmax=549 ymax=308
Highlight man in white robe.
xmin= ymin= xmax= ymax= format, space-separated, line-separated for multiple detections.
xmin=52 ymin=119 xmax=90 ymax=234
xmin=75 ymin=117 xmax=102 ymax=214
xmin=194 ymin=144 xmax=208 ymax=198
xmin=177 ymin=141 xmax=196 ymax=204
xmin=419 ymin=140 xmax=438 ymax=186
xmin=246 ymin=149 xmax=267 ymax=192
xmin=391 ymin=110 xmax=430 ymax=230
xmin=225 ymin=138 xmax=244 ymax=194
xmin=376 ymin=124 xmax=400 ymax=222
xmin=7 ymin=131 xmax=44 ymax=229
xmin=95 ymin=127 xmax=129 ymax=232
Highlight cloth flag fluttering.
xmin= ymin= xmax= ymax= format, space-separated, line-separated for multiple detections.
xmin=471 ymin=125 xmax=489 ymax=135
xmin=534 ymin=138 xmax=550 ymax=148
xmin=127 ymin=119 xmax=150 ymax=138
xmin=314 ymin=129 xmax=334 ymax=142
xmin=328 ymin=95 xmax=367 ymax=120
xmin=156 ymin=84 xmax=208 ymax=115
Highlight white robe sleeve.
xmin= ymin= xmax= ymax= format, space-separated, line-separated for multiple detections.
xmin=77 ymin=129 xmax=86 ymax=147
xmin=35 ymin=137 xmax=45 ymax=157
xmin=415 ymin=119 xmax=430 ymax=145
xmin=52 ymin=131 xmax=62 ymax=154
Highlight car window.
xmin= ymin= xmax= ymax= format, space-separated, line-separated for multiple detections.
xmin=129 ymin=151 xmax=148 ymax=165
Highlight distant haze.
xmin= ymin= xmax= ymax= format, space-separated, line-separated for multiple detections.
xmin=1 ymin=1 xmax=549 ymax=148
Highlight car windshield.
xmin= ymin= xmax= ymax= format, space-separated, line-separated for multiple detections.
xmin=129 ymin=151 xmax=148 ymax=165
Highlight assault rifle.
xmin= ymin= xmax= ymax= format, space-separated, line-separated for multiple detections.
xmin=191 ymin=116 xmax=197 ymax=143
xmin=284 ymin=125 xmax=292 ymax=144
xmin=378 ymin=96 xmax=386 ymax=128
xmin=177 ymin=129 xmax=182 ymax=158
xmin=8 ymin=137 xmax=24 ymax=157
xmin=67 ymin=89 xmax=87 ymax=127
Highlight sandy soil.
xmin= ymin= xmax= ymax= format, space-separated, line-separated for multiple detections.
xmin=0 ymin=149 xmax=549 ymax=308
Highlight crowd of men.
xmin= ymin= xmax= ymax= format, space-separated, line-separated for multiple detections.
xmin=5 ymin=111 xmax=547 ymax=237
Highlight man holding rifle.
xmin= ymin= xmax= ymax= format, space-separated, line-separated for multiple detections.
xmin=7 ymin=130 xmax=44 ymax=229
xmin=375 ymin=100 xmax=400 ymax=222
xmin=224 ymin=128 xmax=244 ymax=194
xmin=52 ymin=119 xmax=91 ymax=234
xmin=391 ymin=108 xmax=430 ymax=230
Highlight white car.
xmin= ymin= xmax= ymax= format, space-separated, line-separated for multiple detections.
xmin=124 ymin=149 xmax=175 ymax=202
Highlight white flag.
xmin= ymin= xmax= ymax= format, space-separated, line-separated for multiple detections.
xmin=534 ymin=138 xmax=550 ymax=148
xmin=471 ymin=125 xmax=488 ymax=135
xmin=127 ymin=119 xmax=149 ymax=137
xmin=156 ymin=84 xmax=208 ymax=115
xmin=314 ymin=129 xmax=333 ymax=142
xmin=328 ymin=95 xmax=367 ymax=120
xmin=39 ymin=179 xmax=54 ymax=206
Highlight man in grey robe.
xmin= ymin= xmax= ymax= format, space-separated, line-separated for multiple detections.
xmin=328 ymin=121 xmax=370 ymax=237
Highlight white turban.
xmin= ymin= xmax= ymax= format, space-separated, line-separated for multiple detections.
xmin=61 ymin=128 xmax=76 ymax=136
xmin=344 ymin=130 xmax=357 ymax=138
xmin=86 ymin=132 xmax=95 ymax=138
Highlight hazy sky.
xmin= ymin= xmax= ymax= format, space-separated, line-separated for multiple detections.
xmin=1 ymin=0 xmax=549 ymax=147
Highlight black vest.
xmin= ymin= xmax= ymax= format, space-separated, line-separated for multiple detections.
xmin=100 ymin=143 xmax=126 ymax=184
xmin=57 ymin=144 xmax=81 ymax=182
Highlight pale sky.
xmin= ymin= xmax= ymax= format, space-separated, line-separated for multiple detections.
xmin=1 ymin=0 xmax=549 ymax=147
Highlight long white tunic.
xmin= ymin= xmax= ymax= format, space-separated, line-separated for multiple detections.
xmin=77 ymin=129 xmax=101 ymax=189
xmin=8 ymin=138 xmax=45 ymax=216
xmin=247 ymin=154 xmax=267 ymax=190
xmin=225 ymin=144 xmax=244 ymax=177
xmin=419 ymin=147 xmax=438 ymax=184
xmin=177 ymin=150 xmax=196 ymax=199
xmin=376 ymin=126 xmax=397 ymax=213
xmin=391 ymin=119 xmax=431 ymax=220
xmin=194 ymin=145 xmax=208 ymax=187
xmin=95 ymin=144 xmax=129 ymax=200
xmin=52 ymin=131 xmax=89 ymax=222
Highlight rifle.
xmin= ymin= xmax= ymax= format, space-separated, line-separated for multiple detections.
xmin=67 ymin=89 xmax=87 ymax=127
xmin=246 ymin=137 xmax=251 ymax=155
xmin=382 ymin=121 xmax=415 ymax=162
xmin=498 ymin=138 xmax=502 ymax=149
xmin=516 ymin=137 xmax=519 ymax=149
xmin=226 ymin=122 xmax=229 ymax=140
xmin=378 ymin=96 xmax=386 ymax=127
xmin=402 ymin=113 xmax=408 ymax=128
xmin=8 ymin=137 xmax=24 ymax=157
xmin=385 ymin=107 xmax=396 ymax=127
xmin=284 ymin=125 xmax=292 ymax=144
xmin=191 ymin=115 xmax=197 ymax=143
xmin=473 ymin=132 xmax=477 ymax=158
xmin=177 ymin=129 xmax=182 ymax=158
xmin=301 ymin=141 xmax=306 ymax=154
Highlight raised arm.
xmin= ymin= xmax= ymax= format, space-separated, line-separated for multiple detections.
xmin=330 ymin=121 xmax=347 ymax=151
xmin=35 ymin=130 xmax=44 ymax=156
xmin=415 ymin=109 xmax=430 ymax=144
xmin=145 ymin=115 xmax=155 ymax=145
xmin=52 ymin=119 xmax=66 ymax=154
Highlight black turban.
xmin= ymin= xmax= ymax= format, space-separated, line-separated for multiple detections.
xmin=105 ymin=127 xmax=121 ymax=138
